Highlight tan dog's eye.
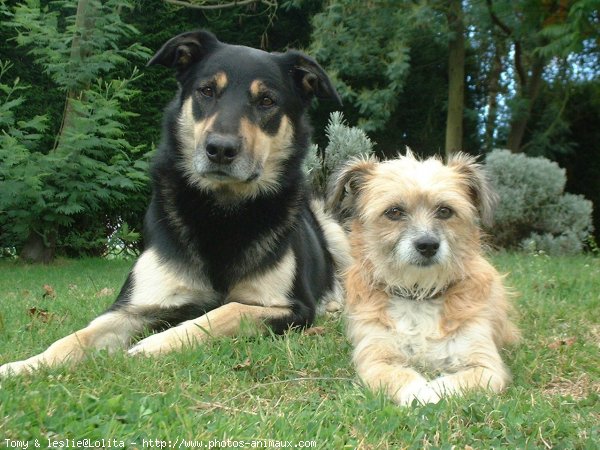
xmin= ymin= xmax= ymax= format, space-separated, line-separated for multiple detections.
xmin=436 ymin=206 xmax=454 ymax=220
xmin=384 ymin=207 xmax=406 ymax=221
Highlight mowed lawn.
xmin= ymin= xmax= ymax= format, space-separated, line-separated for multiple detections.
xmin=0 ymin=253 xmax=598 ymax=449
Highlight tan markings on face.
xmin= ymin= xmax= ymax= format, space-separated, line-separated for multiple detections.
xmin=176 ymin=97 xmax=219 ymax=189
xmin=239 ymin=115 xmax=294 ymax=190
xmin=214 ymin=71 xmax=228 ymax=92
xmin=193 ymin=114 xmax=217 ymax=148
xmin=250 ymin=79 xmax=267 ymax=97
xmin=177 ymin=97 xmax=196 ymax=152
xmin=179 ymin=97 xmax=218 ymax=155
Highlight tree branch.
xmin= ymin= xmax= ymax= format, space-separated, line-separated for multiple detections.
xmin=485 ymin=0 xmax=512 ymax=36
xmin=513 ymin=41 xmax=527 ymax=89
xmin=163 ymin=0 xmax=265 ymax=10
xmin=485 ymin=0 xmax=527 ymax=88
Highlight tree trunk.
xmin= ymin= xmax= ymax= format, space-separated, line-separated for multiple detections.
xmin=507 ymin=57 xmax=545 ymax=153
xmin=20 ymin=231 xmax=57 ymax=264
xmin=54 ymin=0 xmax=95 ymax=152
xmin=445 ymin=0 xmax=465 ymax=157
xmin=484 ymin=43 xmax=504 ymax=152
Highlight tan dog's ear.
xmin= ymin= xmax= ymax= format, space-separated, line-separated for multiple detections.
xmin=448 ymin=152 xmax=498 ymax=227
xmin=326 ymin=156 xmax=377 ymax=217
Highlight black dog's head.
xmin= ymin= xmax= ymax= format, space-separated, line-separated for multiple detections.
xmin=149 ymin=30 xmax=340 ymax=200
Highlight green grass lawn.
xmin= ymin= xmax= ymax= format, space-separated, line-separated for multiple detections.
xmin=0 ymin=253 xmax=598 ymax=449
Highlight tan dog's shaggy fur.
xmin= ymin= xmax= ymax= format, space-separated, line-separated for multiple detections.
xmin=329 ymin=151 xmax=519 ymax=405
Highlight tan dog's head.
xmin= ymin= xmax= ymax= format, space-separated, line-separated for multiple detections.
xmin=329 ymin=150 xmax=497 ymax=298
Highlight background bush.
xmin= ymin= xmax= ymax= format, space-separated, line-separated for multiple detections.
xmin=304 ymin=111 xmax=374 ymax=194
xmin=0 ymin=1 xmax=597 ymax=260
xmin=0 ymin=0 xmax=151 ymax=262
xmin=485 ymin=149 xmax=594 ymax=254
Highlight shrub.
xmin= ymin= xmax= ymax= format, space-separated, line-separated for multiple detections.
xmin=485 ymin=149 xmax=593 ymax=254
xmin=304 ymin=111 xmax=374 ymax=193
xmin=0 ymin=0 xmax=151 ymax=262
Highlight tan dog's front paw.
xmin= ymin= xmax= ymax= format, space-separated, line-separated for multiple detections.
xmin=396 ymin=379 xmax=441 ymax=406
xmin=429 ymin=376 xmax=461 ymax=397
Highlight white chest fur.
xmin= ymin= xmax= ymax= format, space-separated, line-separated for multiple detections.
xmin=387 ymin=297 xmax=464 ymax=371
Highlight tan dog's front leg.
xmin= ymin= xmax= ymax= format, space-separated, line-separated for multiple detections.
xmin=0 ymin=312 xmax=144 ymax=377
xmin=353 ymin=340 xmax=440 ymax=406
xmin=359 ymin=360 xmax=441 ymax=406
xmin=128 ymin=302 xmax=290 ymax=356
xmin=430 ymin=363 xmax=510 ymax=397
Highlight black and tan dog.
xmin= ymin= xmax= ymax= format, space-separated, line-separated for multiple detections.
xmin=0 ymin=30 xmax=350 ymax=376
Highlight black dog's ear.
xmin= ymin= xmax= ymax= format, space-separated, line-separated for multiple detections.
xmin=448 ymin=152 xmax=498 ymax=227
xmin=148 ymin=30 xmax=220 ymax=72
xmin=281 ymin=50 xmax=342 ymax=106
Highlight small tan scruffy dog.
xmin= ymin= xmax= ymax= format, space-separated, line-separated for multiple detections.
xmin=329 ymin=150 xmax=519 ymax=405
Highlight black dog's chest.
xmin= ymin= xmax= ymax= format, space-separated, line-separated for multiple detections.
xmin=172 ymin=187 xmax=296 ymax=291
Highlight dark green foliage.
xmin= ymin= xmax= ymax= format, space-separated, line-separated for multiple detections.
xmin=0 ymin=0 xmax=151 ymax=259
xmin=556 ymin=81 xmax=600 ymax=244
xmin=0 ymin=0 xmax=329 ymax=260
xmin=309 ymin=1 xmax=481 ymax=158
xmin=310 ymin=0 xmax=416 ymax=133
xmin=0 ymin=60 xmax=49 ymax=247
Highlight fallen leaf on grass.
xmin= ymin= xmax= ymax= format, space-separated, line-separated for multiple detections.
xmin=233 ymin=358 xmax=252 ymax=371
xmin=193 ymin=400 xmax=258 ymax=415
xmin=304 ymin=326 xmax=326 ymax=336
xmin=42 ymin=284 xmax=56 ymax=299
xmin=95 ymin=287 xmax=115 ymax=297
xmin=27 ymin=307 xmax=54 ymax=322
xmin=543 ymin=373 xmax=599 ymax=400
xmin=548 ymin=337 xmax=577 ymax=349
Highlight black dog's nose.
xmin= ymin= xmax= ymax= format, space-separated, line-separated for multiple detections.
xmin=414 ymin=237 xmax=440 ymax=258
xmin=205 ymin=135 xmax=240 ymax=165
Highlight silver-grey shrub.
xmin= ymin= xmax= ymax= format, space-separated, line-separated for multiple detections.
xmin=304 ymin=111 xmax=374 ymax=193
xmin=485 ymin=149 xmax=593 ymax=254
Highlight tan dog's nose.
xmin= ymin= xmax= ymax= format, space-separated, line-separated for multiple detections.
xmin=414 ymin=237 xmax=440 ymax=258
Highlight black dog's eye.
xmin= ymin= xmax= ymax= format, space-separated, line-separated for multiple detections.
xmin=436 ymin=206 xmax=454 ymax=220
xmin=384 ymin=207 xmax=406 ymax=221
xmin=199 ymin=86 xmax=214 ymax=98
xmin=259 ymin=96 xmax=275 ymax=108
